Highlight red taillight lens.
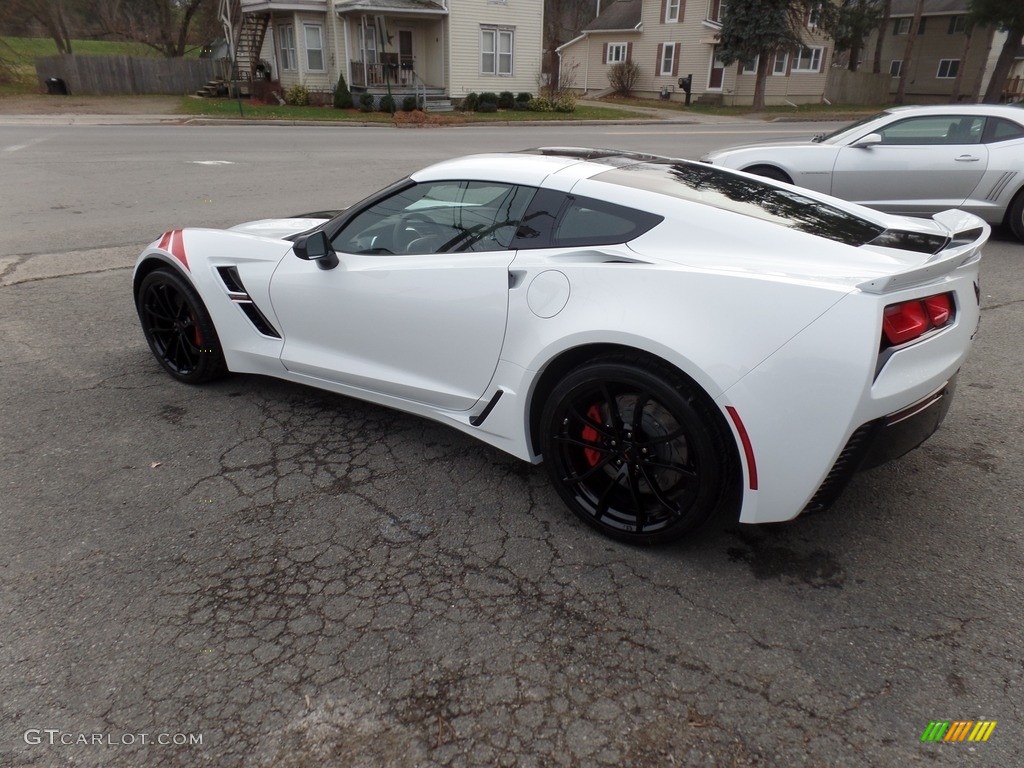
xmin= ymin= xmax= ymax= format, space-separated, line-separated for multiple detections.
xmin=882 ymin=292 xmax=955 ymax=347
xmin=923 ymin=293 xmax=951 ymax=326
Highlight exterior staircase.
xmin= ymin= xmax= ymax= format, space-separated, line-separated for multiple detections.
xmin=235 ymin=13 xmax=269 ymax=81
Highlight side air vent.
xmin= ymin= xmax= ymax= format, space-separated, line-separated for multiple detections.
xmin=215 ymin=266 xmax=282 ymax=339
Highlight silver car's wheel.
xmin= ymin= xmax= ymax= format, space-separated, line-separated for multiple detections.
xmin=744 ymin=165 xmax=793 ymax=184
xmin=1009 ymin=191 xmax=1024 ymax=242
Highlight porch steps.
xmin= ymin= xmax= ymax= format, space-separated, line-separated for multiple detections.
xmin=196 ymin=78 xmax=228 ymax=98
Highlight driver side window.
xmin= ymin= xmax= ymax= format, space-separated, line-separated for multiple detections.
xmin=877 ymin=115 xmax=985 ymax=145
xmin=331 ymin=181 xmax=536 ymax=255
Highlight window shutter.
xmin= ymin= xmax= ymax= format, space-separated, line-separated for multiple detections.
xmin=602 ymin=43 xmax=608 ymax=64
xmin=656 ymin=43 xmax=663 ymax=74
xmin=672 ymin=45 xmax=679 ymax=76
xmin=626 ymin=42 xmax=633 ymax=63
xmin=661 ymin=0 xmax=668 ymax=24
xmin=818 ymin=47 xmax=827 ymax=72
xmin=918 ymin=17 xmax=927 ymax=34
xmin=678 ymin=1 xmax=684 ymax=23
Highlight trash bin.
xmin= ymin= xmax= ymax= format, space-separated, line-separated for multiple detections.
xmin=45 ymin=77 xmax=70 ymax=95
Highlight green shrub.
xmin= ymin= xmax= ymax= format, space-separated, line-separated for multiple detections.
xmin=528 ymin=95 xmax=554 ymax=112
xmin=554 ymin=94 xmax=577 ymax=113
xmin=478 ymin=92 xmax=499 ymax=107
xmin=498 ymin=91 xmax=515 ymax=109
xmin=358 ymin=92 xmax=374 ymax=112
xmin=402 ymin=95 xmax=418 ymax=111
xmin=476 ymin=101 xmax=498 ymax=113
xmin=333 ymin=74 xmax=353 ymax=108
xmin=378 ymin=94 xmax=396 ymax=113
xmin=462 ymin=92 xmax=479 ymax=111
xmin=285 ymin=84 xmax=309 ymax=106
xmin=516 ymin=92 xmax=532 ymax=103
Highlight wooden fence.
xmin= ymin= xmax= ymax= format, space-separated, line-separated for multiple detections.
xmin=35 ymin=55 xmax=221 ymax=96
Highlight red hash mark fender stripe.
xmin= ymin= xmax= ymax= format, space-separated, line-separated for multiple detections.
xmin=159 ymin=229 xmax=189 ymax=271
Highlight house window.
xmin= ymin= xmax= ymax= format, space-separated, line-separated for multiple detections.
xmin=937 ymin=59 xmax=960 ymax=79
xmin=665 ymin=0 xmax=681 ymax=23
xmin=948 ymin=16 xmax=966 ymax=34
xmin=482 ymin=27 xmax=514 ymax=75
xmin=279 ymin=25 xmax=296 ymax=71
xmin=895 ymin=17 xmax=927 ymax=35
xmin=606 ymin=43 xmax=628 ymax=64
xmin=889 ymin=59 xmax=902 ymax=77
xmin=792 ymin=46 xmax=823 ymax=73
xmin=707 ymin=0 xmax=721 ymax=23
xmin=806 ymin=4 xmax=822 ymax=29
xmin=304 ymin=24 xmax=324 ymax=71
xmin=659 ymin=42 xmax=678 ymax=76
xmin=741 ymin=56 xmax=759 ymax=75
xmin=772 ymin=51 xmax=789 ymax=75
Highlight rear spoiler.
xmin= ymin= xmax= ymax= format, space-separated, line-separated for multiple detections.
xmin=857 ymin=210 xmax=988 ymax=294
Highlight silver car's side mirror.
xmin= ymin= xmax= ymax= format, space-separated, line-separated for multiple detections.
xmin=852 ymin=133 xmax=883 ymax=148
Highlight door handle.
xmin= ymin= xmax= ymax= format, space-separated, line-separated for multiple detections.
xmin=955 ymin=155 xmax=980 ymax=162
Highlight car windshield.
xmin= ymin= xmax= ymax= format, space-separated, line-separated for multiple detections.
xmin=813 ymin=111 xmax=890 ymax=143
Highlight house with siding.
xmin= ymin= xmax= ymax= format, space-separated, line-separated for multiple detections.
xmin=556 ymin=0 xmax=834 ymax=106
xmin=233 ymin=0 xmax=543 ymax=107
xmin=863 ymin=0 xmax=1000 ymax=103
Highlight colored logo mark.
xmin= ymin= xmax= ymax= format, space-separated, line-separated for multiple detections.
xmin=921 ymin=721 xmax=996 ymax=742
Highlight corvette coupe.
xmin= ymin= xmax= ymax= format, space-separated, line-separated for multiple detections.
xmin=134 ymin=149 xmax=987 ymax=544
xmin=701 ymin=104 xmax=1024 ymax=241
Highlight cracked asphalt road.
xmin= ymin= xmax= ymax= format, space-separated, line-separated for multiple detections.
xmin=1 ymin=123 xmax=1021 ymax=767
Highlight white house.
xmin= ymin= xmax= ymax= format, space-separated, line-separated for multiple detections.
xmin=235 ymin=0 xmax=544 ymax=106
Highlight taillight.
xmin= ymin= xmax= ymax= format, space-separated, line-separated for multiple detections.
xmin=882 ymin=292 xmax=954 ymax=347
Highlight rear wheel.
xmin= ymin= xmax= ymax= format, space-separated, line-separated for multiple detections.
xmin=136 ymin=268 xmax=226 ymax=384
xmin=745 ymin=165 xmax=793 ymax=184
xmin=540 ymin=356 xmax=735 ymax=544
xmin=1008 ymin=190 xmax=1024 ymax=242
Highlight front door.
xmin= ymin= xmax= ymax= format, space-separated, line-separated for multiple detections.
xmin=398 ymin=29 xmax=414 ymax=84
xmin=270 ymin=180 xmax=535 ymax=411
xmin=708 ymin=47 xmax=725 ymax=89
xmin=831 ymin=114 xmax=989 ymax=216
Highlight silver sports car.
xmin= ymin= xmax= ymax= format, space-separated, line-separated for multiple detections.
xmin=702 ymin=104 xmax=1024 ymax=241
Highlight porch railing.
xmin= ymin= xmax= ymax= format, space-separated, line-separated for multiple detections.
xmin=349 ymin=56 xmax=416 ymax=88
xmin=1003 ymin=76 xmax=1023 ymax=103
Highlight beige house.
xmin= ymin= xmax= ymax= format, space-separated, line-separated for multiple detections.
xmin=864 ymin=0 xmax=999 ymax=102
xmin=556 ymin=0 xmax=834 ymax=106
xmin=235 ymin=0 xmax=544 ymax=106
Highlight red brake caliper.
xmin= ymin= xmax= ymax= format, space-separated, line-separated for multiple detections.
xmin=581 ymin=404 xmax=603 ymax=467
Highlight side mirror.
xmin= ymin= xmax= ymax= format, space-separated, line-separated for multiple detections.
xmin=294 ymin=230 xmax=339 ymax=270
xmin=852 ymin=133 xmax=882 ymax=148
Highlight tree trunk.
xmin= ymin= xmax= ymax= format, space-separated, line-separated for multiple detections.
xmin=847 ymin=40 xmax=861 ymax=72
xmin=895 ymin=0 xmax=924 ymax=104
xmin=950 ymin=25 xmax=974 ymax=103
xmin=752 ymin=53 xmax=770 ymax=111
xmin=982 ymin=25 xmax=1024 ymax=103
xmin=872 ymin=0 xmax=891 ymax=74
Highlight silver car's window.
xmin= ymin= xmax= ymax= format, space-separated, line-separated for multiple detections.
xmin=985 ymin=117 xmax=1024 ymax=143
xmin=874 ymin=115 xmax=985 ymax=145
xmin=332 ymin=181 xmax=535 ymax=255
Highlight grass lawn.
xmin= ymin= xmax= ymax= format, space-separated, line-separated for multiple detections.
xmin=0 ymin=36 xmax=194 ymax=94
xmin=177 ymin=97 xmax=654 ymax=123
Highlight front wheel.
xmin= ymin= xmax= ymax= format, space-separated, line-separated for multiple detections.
xmin=136 ymin=267 xmax=227 ymax=384
xmin=744 ymin=165 xmax=793 ymax=184
xmin=1008 ymin=190 xmax=1024 ymax=242
xmin=540 ymin=356 xmax=736 ymax=544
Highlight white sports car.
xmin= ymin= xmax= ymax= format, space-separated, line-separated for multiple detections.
xmin=701 ymin=104 xmax=1024 ymax=241
xmin=133 ymin=149 xmax=987 ymax=544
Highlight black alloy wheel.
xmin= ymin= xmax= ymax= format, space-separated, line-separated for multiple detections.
xmin=541 ymin=356 xmax=735 ymax=544
xmin=137 ymin=268 xmax=226 ymax=384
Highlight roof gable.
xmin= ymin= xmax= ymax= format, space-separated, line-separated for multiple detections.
xmin=583 ymin=0 xmax=642 ymax=32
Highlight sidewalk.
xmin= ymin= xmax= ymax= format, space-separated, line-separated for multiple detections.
xmin=0 ymin=93 xmax=752 ymax=127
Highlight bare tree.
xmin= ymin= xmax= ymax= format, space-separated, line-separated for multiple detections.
xmin=0 ymin=0 xmax=76 ymax=54
xmin=894 ymin=0 xmax=924 ymax=104
xmin=95 ymin=0 xmax=209 ymax=57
